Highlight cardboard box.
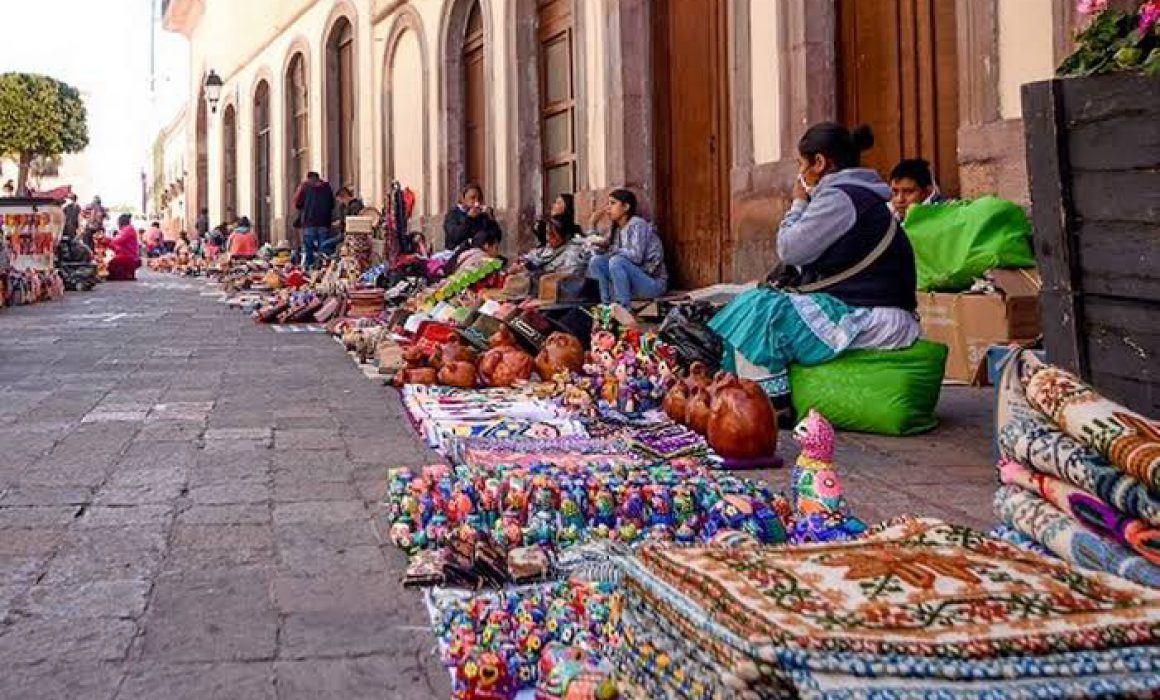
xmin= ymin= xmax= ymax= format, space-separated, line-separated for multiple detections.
xmin=917 ymin=269 xmax=1041 ymax=385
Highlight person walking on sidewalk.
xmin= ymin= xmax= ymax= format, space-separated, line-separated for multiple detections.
xmin=294 ymin=172 xmax=335 ymax=269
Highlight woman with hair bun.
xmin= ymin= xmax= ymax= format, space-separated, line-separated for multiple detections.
xmin=709 ymin=122 xmax=919 ymax=427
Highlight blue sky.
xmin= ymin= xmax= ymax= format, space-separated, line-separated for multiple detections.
xmin=1 ymin=0 xmax=187 ymax=206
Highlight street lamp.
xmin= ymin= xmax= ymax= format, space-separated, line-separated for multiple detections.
xmin=204 ymin=70 xmax=223 ymax=113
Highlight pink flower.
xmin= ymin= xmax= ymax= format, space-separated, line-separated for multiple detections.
xmin=1141 ymin=0 xmax=1160 ymax=33
xmin=1077 ymin=0 xmax=1108 ymax=15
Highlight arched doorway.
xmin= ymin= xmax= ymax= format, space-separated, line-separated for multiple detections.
xmin=652 ymin=0 xmax=731 ymax=288
xmin=285 ymin=52 xmax=309 ymax=246
xmin=253 ymin=80 xmax=272 ymax=242
xmin=325 ymin=16 xmax=357 ymax=190
xmin=462 ymin=2 xmax=487 ymax=192
xmin=221 ymin=104 xmax=238 ymax=224
xmin=196 ymin=87 xmax=208 ymax=220
xmin=837 ymin=0 xmax=960 ymax=195
xmin=387 ymin=27 xmax=426 ymax=208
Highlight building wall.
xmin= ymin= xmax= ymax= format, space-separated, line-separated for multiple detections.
xmin=168 ymin=0 xmax=1068 ymax=282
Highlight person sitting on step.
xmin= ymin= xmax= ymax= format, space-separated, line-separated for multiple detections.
xmin=585 ymin=188 xmax=668 ymax=309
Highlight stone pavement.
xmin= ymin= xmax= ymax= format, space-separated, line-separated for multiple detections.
xmin=0 ymin=272 xmax=997 ymax=698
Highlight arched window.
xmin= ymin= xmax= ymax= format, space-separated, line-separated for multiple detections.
xmin=253 ymin=80 xmax=272 ymax=241
xmin=462 ymin=2 xmax=486 ymax=191
xmin=326 ymin=17 xmax=357 ymax=190
xmin=537 ymin=0 xmax=575 ymax=208
xmin=221 ymin=104 xmax=238 ymax=223
xmin=285 ymin=52 xmax=309 ymax=244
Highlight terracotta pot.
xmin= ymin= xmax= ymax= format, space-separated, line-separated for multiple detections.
xmin=685 ymin=386 xmax=712 ymax=435
xmin=686 ymin=361 xmax=711 ymax=391
xmin=706 ymin=374 xmax=778 ymax=460
xmin=400 ymin=367 xmax=439 ymax=386
xmin=662 ymin=381 xmax=689 ymax=424
xmin=489 ymin=326 xmax=519 ymax=349
xmin=479 ymin=347 xmax=534 ymax=387
xmin=534 ymin=332 xmax=585 ymax=379
xmin=402 ymin=345 xmax=427 ymax=368
xmin=434 ymin=340 xmax=477 ymax=369
xmin=438 ymin=361 xmax=478 ymax=388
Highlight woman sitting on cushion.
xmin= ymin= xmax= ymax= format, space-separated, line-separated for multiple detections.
xmin=226 ymin=216 xmax=260 ymax=259
xmin=106 ymin=213 xmax=141 ymax=281
xmin=586 ymin=188 xmax=668 ymax=307
xmin=709 ymin=122 xmax=919 ymax=426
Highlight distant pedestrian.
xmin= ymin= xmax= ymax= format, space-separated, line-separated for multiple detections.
xmin=62 ymin=193 xmax=81 ymax=239
xmin=195 ymin=207 xmax=209 ymax=239
xmin=293 ymin=171 xmax=335 ymax=269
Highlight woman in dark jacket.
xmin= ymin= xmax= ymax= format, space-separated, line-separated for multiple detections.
xmin=708 ymin=123 xmax=919 ymax=424
xmin=443 ymin=183 xmax=501 ymax=251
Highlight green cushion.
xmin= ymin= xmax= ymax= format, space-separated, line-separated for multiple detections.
xmin=789 ymin=340 xmax=948 ymax=436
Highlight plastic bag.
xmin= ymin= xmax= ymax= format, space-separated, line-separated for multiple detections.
xmin=904 ymin=196 xmax=1035 ymax=292
xmin=789 ymin=340 xmax=948 ymax=436
xmin=659 ymin=301 xmax=724 ymax=373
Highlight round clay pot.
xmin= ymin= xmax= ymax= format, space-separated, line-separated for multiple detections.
xmin=685 ymin=386 xmax=712 ymax=435
xmin=662 ymin=381 xmax=689 ymax=424
xmin=706 ymin=374 xmax=778 ymax=460
xmin=403 ymin=367 xmax=439 ymax=385
xmin=534 ymin=332 xmax=585 ymax=379
xmin=489 ymin=326 xmax=519 ymax=349
xmin=438 ymin=361 xmax=478 ymax=388
xmin=434 ymin=340 xmax=477 ymax=369
xmin=480 ymin=347 xmax=534 ymax=387
xmin=686 ymin=361 xmax=711 ymax=391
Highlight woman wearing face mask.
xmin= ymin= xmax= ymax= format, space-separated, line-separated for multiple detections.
xmin=708 ymin=122 xmax=919 ymax=427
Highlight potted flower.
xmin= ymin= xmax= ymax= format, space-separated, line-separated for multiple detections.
xmin=1021 ymin=0 xmax=1160 ymax=415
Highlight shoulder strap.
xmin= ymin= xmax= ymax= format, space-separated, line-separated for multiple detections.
xmin=788 ymin=216 xmax=898 ymax=294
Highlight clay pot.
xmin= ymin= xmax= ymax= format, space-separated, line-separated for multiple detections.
xmin=438 ymin=361 xmax=478 ymax=389
xmin=434 ymin=340 xmax=477 ymax=369
xmin=662 ymin=381 xmax=689 ymax=424
xmin=394 ymin=366 xmax=439 ymax=387
xmin=489 ymin=326 xmax=519 ymax=349
xmin=401 ymin=345 xmax=427 ymax=368
xmin=686 ymin=361 xmax=711 ymax=391
xmin=534 ymin=332 xmax=585 ymax=380
xmin=706 ymin=374 xmax=778 ymax=460
xmin=685 ymin=386 xmax=712 ymax=435
xmin=479 ymin=347 xmax=534 ymax=387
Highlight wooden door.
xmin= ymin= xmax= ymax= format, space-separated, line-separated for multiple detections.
xmin=463 ymin=2 xmax=487 ymax=192
xmin=652 ymin=0 xmax=731 ymax=289
xmin=837 ymin=0 xmax=959 ymax=195
xmin=253 ymin=82 xmax=272 ymax=242
xmin=337 ymin=30 xmax=356 ymax=189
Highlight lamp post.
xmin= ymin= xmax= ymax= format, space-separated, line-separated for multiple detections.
xmin=203 ymin=70 xmax=223 ymax=113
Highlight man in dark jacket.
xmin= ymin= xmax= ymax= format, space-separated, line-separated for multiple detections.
xmin=62 ymin=193 xmax=81 ymax=239
xmin=294 ymin=172 xmax=336 ymax=268
xmin=442 ymin=183 xmax=500 ymax=251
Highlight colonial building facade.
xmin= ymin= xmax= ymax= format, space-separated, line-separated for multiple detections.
xmin=164 ymin=0 xmax=1076 ymax=287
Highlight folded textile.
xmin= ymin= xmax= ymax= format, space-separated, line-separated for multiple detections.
xmin=994 ymin=485 xmax=1160 ymax=588
xmin=999 ymin=459 xmax=1160 ymax=564
xmin=999 ymin=417 xmax=1160 ymax=527
xmin=988 ymin=524 xmax=1055 ymax=557
xmin=1019 ymin=352 xmax=1160 ymax=491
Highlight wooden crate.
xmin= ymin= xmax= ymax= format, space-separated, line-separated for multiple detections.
xmin=1022 ymin=74 xmax=1160 ymax=415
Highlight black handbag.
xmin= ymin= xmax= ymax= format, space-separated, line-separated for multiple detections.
xmin=658 ymin=301 xmax=725 ymax=373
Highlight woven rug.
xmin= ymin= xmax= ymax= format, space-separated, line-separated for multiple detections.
xmin=999 ymin=459 xmax=1160 ymax=564
xmin=634 ymin=517 xmax=1160 ymax=659
xmin=1019 ymin=352 xmax=1160 ymax=491
xmin=994 ymin=485 xmax=1160 ymax=588
xmin=999 ymin=417 xmax=1160 ymax=527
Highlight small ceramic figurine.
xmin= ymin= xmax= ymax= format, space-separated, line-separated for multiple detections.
xmin=789 ymin=409 xmax=867 ymax=543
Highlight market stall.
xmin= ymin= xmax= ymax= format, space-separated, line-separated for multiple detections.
xmin=0 ymin=197 xmax=66 ymax=308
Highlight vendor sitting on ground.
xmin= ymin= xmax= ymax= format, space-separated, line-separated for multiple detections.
xmin=227 ymin=217 xmax=260 ymax=259
xmin=889 ymin=158 xmax=949 ymax=221
xmin=145 ymin=221 xmax=165 ymax=257
xmin=443 ymin=183 xmax=501 ymax=251
xmin=448 ymin=227 xmax=504 ymax=275
xmin=709 ymin=122 xmax=919 ymax=426
xmin=106 ymin=213 xmax=142 ymax=281
xmin=586 ymin=188 xmax=668 ymax=307
xmin=518 ymin=215 xmax=590 ymax=281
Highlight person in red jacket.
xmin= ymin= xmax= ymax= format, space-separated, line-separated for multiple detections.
xmin=106 ymin=214 xmax=141 ymax=281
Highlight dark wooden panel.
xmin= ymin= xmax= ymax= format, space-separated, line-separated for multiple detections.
xmin=1076 ymin=220 xmax=1160 ymax=302
xmin=1061 ymin=73 xmax=1160 ymax=124
xmin=1070 ymin=170 xmax=1160 ymax=224
xmin=1087 ymin=372 xmax=1160 ymax=417
xmin=1067 ymin=114 xmax=1160 ymax=172
xmin=1022 ymin=79 xmax=1085 ymax=374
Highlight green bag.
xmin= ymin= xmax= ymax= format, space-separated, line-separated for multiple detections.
xmin=789 ymin=340 xmax=948 ymax=436
xmin=904 ymin=196 xmax=1035 ymax=292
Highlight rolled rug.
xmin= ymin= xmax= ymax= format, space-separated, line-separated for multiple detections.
xmin=994 ymin=485 xmax=1160 ymax=588
xmin=1019 ymin=352 xmax=1160 ymax=492
xmin=1000 ymin=417 xmax=1160 ymax=527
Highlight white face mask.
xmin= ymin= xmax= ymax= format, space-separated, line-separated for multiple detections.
xmin=797 ymin=172 xmax=815 ymax=195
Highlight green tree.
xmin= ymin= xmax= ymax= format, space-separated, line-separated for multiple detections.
xmin=0 ymin=73 xmax=89 ymax=196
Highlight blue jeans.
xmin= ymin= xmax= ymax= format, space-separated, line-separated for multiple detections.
xmin=587 ymin=253 xmax=668 ymax=306
xmin=302 ymin=226 xmax=330 ymax=269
